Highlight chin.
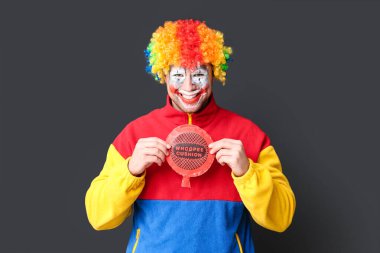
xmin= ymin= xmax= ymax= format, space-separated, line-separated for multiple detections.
xmin=181 ymin=107 xmax=201 ymax=113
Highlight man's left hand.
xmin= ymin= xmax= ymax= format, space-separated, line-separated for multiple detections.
xmin=209 ymin=138 xmax=249 ymax=177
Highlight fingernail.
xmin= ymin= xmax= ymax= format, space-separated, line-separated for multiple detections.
xmin=208 ymin=144 xmax=213 ymax=148
xmin=167 ymin=144 xmax=171 ymax=149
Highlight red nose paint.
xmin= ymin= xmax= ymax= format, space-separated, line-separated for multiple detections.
xmin=166 ymin=124 xmax=214 ymax=188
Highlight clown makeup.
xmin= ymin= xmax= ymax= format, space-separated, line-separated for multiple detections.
xmin=168 ymin=66 xmax=210 ymax=90
xmin=190 ymin=66 xmax=209 ymax=89
xmin=166 ymin=64 xmax=213 ymax=113
xmin=169 ymin=66 xmax=186 ymax=89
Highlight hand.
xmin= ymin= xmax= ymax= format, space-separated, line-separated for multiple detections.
xmin=128 ymin=137 xmax=171 ymax=176
xmin=209 ymin=138 xmax=249 ymax=177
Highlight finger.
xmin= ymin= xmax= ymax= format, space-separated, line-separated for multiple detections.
xmin=143 ymin=147 xmax=166 ymax=162
xmin=215 ymin=149 xmax=233 ymax=161
xmin=229 ymin=139 xmax=243 ymax=145
xmin=216 ymin=155 xmax=232 ymax=166
xmin=146 ymin=154 xmax=163 ymax=166
xmin=210 ymin=138 xmax=242 ymax=146
xmin=141 ymin=141 xmax=170 ymax=156
xmin=208 ymin=139 xmax=237 ymax=154
xmin=140 ymin=137 xmax=171 ymax=149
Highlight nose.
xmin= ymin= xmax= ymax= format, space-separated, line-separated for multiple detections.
xmin=181 ymin=74 xmax=196 ymax=91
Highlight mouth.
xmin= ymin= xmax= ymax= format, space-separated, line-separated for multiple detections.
xmin=176 ymin=90 xmax=203 ymax=104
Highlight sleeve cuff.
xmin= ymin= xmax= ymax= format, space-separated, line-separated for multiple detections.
xmin=231 ymin=158 xmax=257 ymax=185
xmin=119 ymin=157 xmax=146 ymax=188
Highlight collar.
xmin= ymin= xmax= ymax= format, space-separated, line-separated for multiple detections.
xmin=160 ymin=93 xmax=220 ymax=127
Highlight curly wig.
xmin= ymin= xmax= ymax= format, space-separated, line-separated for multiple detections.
xmin=144 ymin=19 xmax=233 ymax=85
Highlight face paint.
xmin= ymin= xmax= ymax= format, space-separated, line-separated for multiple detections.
xmin=169 ymin=66 xmax=209 ymax=90
xmin=175 ymin=92 xmax=208 ymax=112
xmin=169 ymin=66 xmax=186 ymax=89
xmin=190 ymin=66 xmax=209 ymax=89
xmin=166 ymin=64 xmax=213 ymax=113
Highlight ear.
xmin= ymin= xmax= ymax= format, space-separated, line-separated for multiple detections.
xmin=208 ymin=65 xmax=214 ymax=83
xmin=208 ymin=64 xmax=214 ymax=76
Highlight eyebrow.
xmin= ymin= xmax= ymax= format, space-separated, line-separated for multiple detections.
xmin=169 ymin=65 xmax=209 ymax=74
xmin=192 ymin=68 xmax=207 ymax=73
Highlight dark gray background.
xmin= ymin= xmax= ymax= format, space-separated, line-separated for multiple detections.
xmin=1 ymin=0 xmax=379 ymax=252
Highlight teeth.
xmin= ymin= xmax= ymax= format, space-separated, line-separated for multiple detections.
xmin=182 ymin=94 xmax=197 ymax=99
xmin=179 ymin=89 xmax=200 ymax=100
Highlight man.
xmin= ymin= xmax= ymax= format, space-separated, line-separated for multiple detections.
xmin=85 ymin=19 xmax=296 ymax=253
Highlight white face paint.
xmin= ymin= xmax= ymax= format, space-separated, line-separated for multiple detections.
xmin=166 ymin=64 xmax=212 ymax=113
xmin=190 ymin=66 xmax=209 ymax=89
xmin=169 ymin=66 xmax=186 ymax=89
xmin=168 ymin=66 xmax=209 ymax=89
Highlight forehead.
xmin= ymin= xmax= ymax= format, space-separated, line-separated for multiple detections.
xmin=169 ymin=64 xmax=211 ymax=73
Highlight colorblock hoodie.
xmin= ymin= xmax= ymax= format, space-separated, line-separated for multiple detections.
xmin=85 ymin=94 xmax=296 ymax=253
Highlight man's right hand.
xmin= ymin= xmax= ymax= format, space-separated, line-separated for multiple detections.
xmin=128 ymin=137 xmax=171 ymax=176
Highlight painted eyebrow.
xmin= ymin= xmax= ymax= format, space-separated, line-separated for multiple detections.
xmin=192 ymin=68 xmax=207 ymax=73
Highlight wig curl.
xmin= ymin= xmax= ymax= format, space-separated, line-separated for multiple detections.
xmin=144 ymin=19 xmax=233 ymax=85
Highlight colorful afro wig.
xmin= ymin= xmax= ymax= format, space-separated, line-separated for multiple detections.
xmin=144 ymin=19 xmax=233 ymax=85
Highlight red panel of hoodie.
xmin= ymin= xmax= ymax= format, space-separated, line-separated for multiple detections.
xmin=113 ymin=93 xmax=270 ymax=201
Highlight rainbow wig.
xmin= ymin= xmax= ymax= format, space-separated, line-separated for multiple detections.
xmin=144 ymin=19 xmax=233 ymax=85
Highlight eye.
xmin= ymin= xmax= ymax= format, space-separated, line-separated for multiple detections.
xmin=192 ymin=73 xmax=204 ymax=77
xmin=173 ymin=74 xmax=184 ymax=77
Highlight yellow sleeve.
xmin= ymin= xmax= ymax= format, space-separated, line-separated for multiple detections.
xmin=85 ymin=144 xmax=145 ymax=230
xmin=232 ymin=145 xmax=296 ymax=232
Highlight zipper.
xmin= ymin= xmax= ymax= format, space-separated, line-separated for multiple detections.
xmin=235 ymin=233 xmax=243 ymax=253
xmin=187 ymin=113 xmax=192 ymax=125
xmin=132 ymin=228 xmax=141 ymax=253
